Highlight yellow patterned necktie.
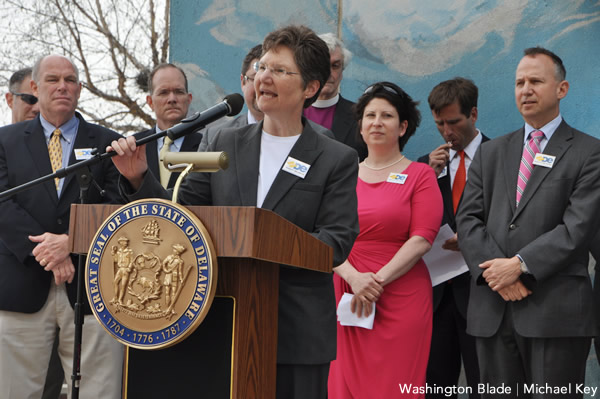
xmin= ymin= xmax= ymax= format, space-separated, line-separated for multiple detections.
xmin=48 ymin=128 xmax=63 ymax=190
xmin=159 ymin=136 xmax=173 ymax=188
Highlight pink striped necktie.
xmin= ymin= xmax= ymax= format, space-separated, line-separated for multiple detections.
xmin=516 ymin=130 xmax=544 ymax=206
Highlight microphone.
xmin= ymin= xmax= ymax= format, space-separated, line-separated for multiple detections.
xmin=166 ymin=93 xmax=244 ymax=140
xmin=163 ymin=151 xmax=229 ymax=173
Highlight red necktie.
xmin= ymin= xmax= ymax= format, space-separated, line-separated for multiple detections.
xmin=452 ymin=150 xmax=466 ymax=214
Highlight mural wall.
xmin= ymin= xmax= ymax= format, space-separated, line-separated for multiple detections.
xmin=170 ymin=0 xmax=600 ymax=160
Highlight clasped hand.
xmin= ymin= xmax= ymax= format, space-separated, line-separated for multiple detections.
xmin=29 ymin=233 xmax=75 ymax=284
xmin=348 ymin=272 xmax=384 ymax=318
xmin=479 ymin=257 xmax=531 ymax=301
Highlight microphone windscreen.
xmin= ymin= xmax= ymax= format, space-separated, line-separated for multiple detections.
xmin=224 ymin=93 xmax=244 ymax=116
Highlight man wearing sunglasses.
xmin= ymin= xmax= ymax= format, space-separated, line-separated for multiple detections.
xmin=5 ymin=67 xmax=40 ymax=124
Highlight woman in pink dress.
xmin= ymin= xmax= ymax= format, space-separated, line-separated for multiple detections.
xmin=329 ymin=82 xmax=443 ymax=398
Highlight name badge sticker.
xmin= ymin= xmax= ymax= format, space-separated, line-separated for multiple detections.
xmin=75 ymin=148 xmax=94 ymax=160
xmin=282 ymin=157 xmax=311 ymax=179
xmin=438 ymin=166 xmax=448 ymax=179
xmin=532 ymin=153 xmax=555 ymax=168
xmin=387 ymin=173 xmax=408 ymax=184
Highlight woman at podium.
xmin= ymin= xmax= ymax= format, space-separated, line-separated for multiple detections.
xmin=110 ymin=25 xmax=360 ymax=399
xmin=328 ymin=82 xmax=443 ymax=398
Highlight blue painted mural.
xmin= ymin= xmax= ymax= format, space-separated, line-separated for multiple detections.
xmin=171 ymin=0 xmax=600 ymax=160
xmin=170 ymin=1 xmax=600 ymax=394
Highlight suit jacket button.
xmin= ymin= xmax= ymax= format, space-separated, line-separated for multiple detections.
xmin=57 ymin=218 xmax=63 ymax=225
xmin=509 ymin=223 xmax=516 ymax=230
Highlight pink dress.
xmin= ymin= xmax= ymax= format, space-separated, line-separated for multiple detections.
xmin=328 ymin=162 xmax=443 ymax=399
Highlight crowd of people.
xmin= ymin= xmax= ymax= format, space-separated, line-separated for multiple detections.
xmin=1 ymin=23 xmax=598 ymax=399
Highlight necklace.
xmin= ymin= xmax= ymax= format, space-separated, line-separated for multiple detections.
xmin=363 ymin=155 xmax=405 ymax=171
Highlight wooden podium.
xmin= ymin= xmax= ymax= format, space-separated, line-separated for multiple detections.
xmin=69 ymin=204 xmax=333 ymax=399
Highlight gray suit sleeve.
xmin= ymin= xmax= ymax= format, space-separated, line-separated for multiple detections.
xmin=311 ymin=148 xmax=359 ymax=266
xmin=456 ymin=143 xmax=507 ymax=282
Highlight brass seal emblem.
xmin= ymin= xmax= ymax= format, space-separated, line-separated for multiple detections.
xmin=86 ymin=199 xmax=217 ymax=349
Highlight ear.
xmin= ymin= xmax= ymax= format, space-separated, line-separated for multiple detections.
xmin=31 ymin=79 xmax=39 ymax=97
xmin=470 ymin=106 xmax=478 ymax=124
xmin=146 ymin=94 xmax=155 ymax=111
xmin=557 ymin=80 xmax=569 ymax=100
xmin=398 ymin=120 xmax=409 ymax=137
xmin=239 ymin=74 xmax=245 ymax=88
xmin=5 ymin=93 xmax=13 ymax=109
xmin=303 ymin=80 xmax=320 ymax=100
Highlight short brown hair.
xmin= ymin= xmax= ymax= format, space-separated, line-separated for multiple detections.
xmin=241 ymin=45 xmax=263 ymax=76
xmin=9 ymin=67 xmax=32 ymax=92
xmin=428 ymin=77 xmax=478 ymax=118
xmin=262 ymin=25 xmax=330 ymax=108
xmin=523 ymin=46 xmax=566 ymax=81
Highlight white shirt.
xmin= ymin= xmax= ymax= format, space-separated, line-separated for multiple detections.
xmin=449 ymin=129 xmax=482 ymax=187
xmin=256 ymin=131 xmax=300 ymax=208
xmin=155 ymin=125 xmax=185 ymax=158
xmin=310 ymin=94 xmax=340 ymax=108
xmin=523 ymin=114 xmax=562 ymax=152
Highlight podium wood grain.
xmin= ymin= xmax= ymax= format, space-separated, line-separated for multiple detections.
xmin=69 ymin=204 xmax=333 ymax=399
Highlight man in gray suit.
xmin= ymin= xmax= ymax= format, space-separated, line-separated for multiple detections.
xmin=456 ymin=47 xmax=600 ymax=397
xmin=199 ymin=45 xmax=333 ymax=151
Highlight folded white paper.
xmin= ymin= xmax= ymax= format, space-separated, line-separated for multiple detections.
xmin=423 ymin=224 xmax=469 ymax=286
xmin=336 ymin=292 xmax=375 ymax=329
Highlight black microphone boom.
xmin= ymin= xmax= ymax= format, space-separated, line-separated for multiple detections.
xmin=166 ymin=93 xmax=244 ymax=140
xmin=0 ymin=94 xmax=244 ymax=201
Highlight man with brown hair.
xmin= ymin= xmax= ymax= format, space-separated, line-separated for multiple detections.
xmin=418 ymin=77 xmax=486 ymax=399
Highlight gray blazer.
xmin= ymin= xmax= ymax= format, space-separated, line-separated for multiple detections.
xmin=198 ymin=113 xmax=335 ymax=152
xmin=123 ymin=119 xmax=359 ymax=364
xmin=456 ymin=120 xmax=600 ymax=338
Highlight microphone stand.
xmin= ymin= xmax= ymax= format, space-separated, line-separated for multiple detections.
xmin=71 ymin=166 xmax=105 ymax=399
xmin=0 ymin=128 xmax=167 ymax=201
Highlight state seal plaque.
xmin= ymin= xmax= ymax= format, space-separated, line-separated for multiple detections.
xmin=85 ymin=199 xmax=217 ymax=349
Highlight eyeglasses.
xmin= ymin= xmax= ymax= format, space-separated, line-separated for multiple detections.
xmin=10 ymin=92 xmax=38 ymax=105
xmin=243 ymin=75 xmax=255 ymax=83
xmin=363 ymin=83 xmax=401 ymax=96
xmin=253 ymin=62 xmax=300 ymax=78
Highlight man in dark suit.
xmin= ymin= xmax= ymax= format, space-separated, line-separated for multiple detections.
xmin=137 ymin=63 xmax=202 ymax=188
xmin=0 ymin=55 xmax=124 ymax=398
xmin=418 ymin=77 xmax=484 ymax=399
xmin=456 ymin=47 xmax=600 ymax=398
xmin=304 ymin=33 xmax=366 ymax=160
xmin=5 ymin=67 xmax=63 ymax=399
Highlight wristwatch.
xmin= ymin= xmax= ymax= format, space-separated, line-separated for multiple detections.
xmin=516 ymin=254 xmax=529 ymax=274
